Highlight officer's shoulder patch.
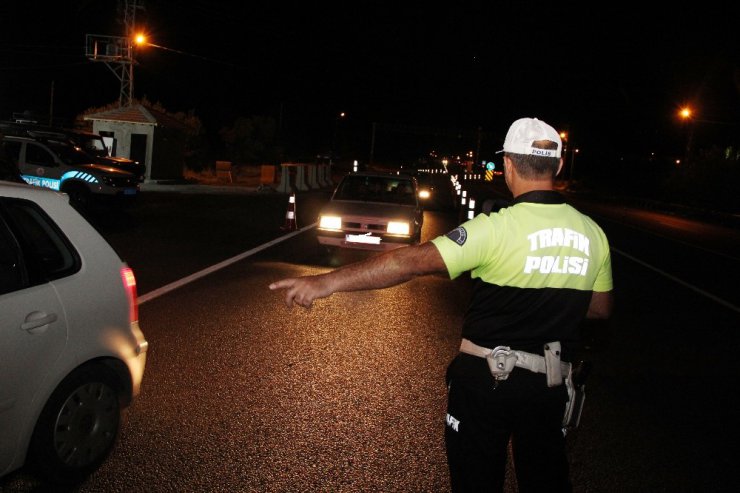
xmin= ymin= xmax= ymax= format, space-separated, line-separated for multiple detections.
xmin=445 ymin=226 xmax=467 ymax=246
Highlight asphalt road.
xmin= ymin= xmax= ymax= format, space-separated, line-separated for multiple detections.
xmin=1 ymin=180 xmax=739 ymax=492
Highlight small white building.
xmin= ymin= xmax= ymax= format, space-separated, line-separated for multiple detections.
xmin=84 ymin=104 xmax=189 ymax=181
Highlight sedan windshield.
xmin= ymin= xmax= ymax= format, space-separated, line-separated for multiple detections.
xmin=334 ymin=175 xmax=416 ymax=205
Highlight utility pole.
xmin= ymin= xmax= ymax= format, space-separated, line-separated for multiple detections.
xmin=475 ymin=126 xmax=482 ymax=170
xmin=369 ymin=122 xmax=376 ymax=165
xmin=48 ymin=81 xmax=54 ymax=126
xmin=85 ymin=0 xmax=145 ymax=107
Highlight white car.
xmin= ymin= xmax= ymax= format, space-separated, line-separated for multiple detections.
xmin=0 ymin=180 xmax=148 ymax=484
xmin=317 ymin=171 xmax=424 ymax=251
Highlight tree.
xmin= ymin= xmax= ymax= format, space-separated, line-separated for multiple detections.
xmin=218 ymin=116 xmax=280 ymax=165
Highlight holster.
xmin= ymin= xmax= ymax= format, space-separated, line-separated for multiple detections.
xmin=543 ymin=342 xmax=563 ymax=387
xmin=562 ymin=361 xmax=592 ymax=433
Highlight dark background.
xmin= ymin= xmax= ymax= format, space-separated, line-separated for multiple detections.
xmin=1 ymin=1 xmax=739 ymax=164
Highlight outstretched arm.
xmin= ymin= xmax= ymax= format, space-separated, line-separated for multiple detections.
xmin=269 ymin=242 xmax=446 ymax=308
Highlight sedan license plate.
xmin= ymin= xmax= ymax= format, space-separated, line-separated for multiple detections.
xmin=123 ymin=188 xmax=138 ymax=195
xmin=346 ymin=233 xmax=381 ymax=245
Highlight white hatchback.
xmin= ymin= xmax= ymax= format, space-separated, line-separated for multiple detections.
xmin=0 ymin=180 xmax=148 ymax=484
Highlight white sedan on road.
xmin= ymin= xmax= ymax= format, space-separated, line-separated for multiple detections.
xmin=317 ymin=171 xmax=424 ymax=252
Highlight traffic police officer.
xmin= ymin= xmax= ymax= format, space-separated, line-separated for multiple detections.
xmin=270 ymin=117 xmax=614 ymax=492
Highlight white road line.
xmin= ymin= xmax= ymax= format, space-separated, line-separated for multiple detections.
xmin=613 ymin=246 xmax=740 ymax=314
xmin=138 ymin=223 xmax=317 ymax=305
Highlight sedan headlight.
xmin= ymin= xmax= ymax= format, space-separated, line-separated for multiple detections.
xmin=387 ymin=221 xmax=410 ymax=235
xmin=418 ymin=189 xmax=431 ymax=199
xmin=319 ymin=215 xmax=342 ymax=230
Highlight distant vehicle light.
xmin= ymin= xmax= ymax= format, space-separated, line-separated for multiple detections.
xmin=387 ymin=221 xmax=410 ymax=235
xmin=319 ymin=215 xmax=342 ymax=230
xmin=418 ymin=190 xmax=431 ymax=199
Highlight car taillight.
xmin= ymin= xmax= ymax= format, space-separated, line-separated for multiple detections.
xmin=121 ymin=266 xmax=139 ymax=323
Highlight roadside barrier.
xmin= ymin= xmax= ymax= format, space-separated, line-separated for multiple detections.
xmin=216 ymin=161 xmax=233 ymax=183
xmin=281 ymin=193 xmax=297 ymax=231
xmin=260 ymin=165 xmax=276 ymax=186
xmin=277 ymin=162 xmax=333 ymax=193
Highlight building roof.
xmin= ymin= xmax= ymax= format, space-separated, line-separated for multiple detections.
xmin=84 ymin=103 xmax=195 ymax=136
xmin=83 ymin=104 xmax=157 ymax=126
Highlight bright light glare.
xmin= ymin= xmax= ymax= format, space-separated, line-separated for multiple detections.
xmin=680 ymin=107 xmax=692 ymax=119
xmin=387 ymin=221 xmax=410 ymax=235
xmin=134 ymin=33 xmax=147 ymax=45
xmin=319 ymin=215 xmax=342 ymax=230
xmin=418 ymin=190 xmax=431 ymax=199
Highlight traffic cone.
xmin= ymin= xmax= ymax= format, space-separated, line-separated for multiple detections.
xmin=281 ymin=193 xmax=297 ymax=231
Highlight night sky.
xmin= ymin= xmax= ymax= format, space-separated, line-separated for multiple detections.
xmin=2 ymin=1 xmax=739 ymax=163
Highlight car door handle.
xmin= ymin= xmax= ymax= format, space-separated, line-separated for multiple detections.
xmin=21 ymin=311 xmax=58 ymax=334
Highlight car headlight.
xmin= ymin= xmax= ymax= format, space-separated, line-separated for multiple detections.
xmin=319 ymin=215 xmax=342 ymax=230
xmin=418 ymin=190 xmax=431 ymax=199
xmin=387 ymin=221 xmax=410 ymax=235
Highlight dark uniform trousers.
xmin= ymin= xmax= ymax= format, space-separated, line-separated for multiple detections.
xmin=445 ymin=355 xmax=572 ymax=492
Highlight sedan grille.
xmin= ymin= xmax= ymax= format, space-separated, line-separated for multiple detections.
xmin=343 ymin=221 xmax=386 ymax=232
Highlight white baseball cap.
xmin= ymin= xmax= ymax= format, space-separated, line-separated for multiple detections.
xmin=499 ymin=117 xmax=562 ymax=158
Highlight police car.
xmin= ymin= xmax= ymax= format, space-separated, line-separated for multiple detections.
xmin=0 ymin=121 xmax=146 ymax=183
xmin=1 ymin=135 xmax=140 ymax=209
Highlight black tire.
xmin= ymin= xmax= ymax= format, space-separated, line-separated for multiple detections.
xmin=62 ymin=183 xmax=92 ymax=212
xmin=27 ymin=365 xmax=121 ymax=485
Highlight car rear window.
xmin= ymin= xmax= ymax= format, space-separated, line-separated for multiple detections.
xmin=0 ymin=215 xmax=25 ymax=294
xmin=0 ymin=198 xmax=80 ymax=287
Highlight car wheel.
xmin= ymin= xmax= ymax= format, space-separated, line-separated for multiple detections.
xmin=28 ymin=365 xmax=121 ymax=485
xmin=63 ymin=183 xmax=92 ymax=211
